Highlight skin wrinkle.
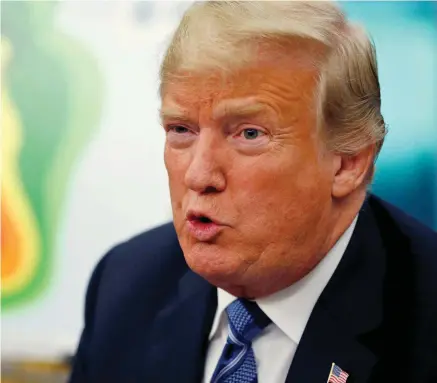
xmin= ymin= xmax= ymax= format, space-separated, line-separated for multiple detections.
xmin=163 ymin=46 xmax=368 ymax=298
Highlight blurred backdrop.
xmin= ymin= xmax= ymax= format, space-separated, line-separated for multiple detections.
xmin=2 ymin=0 xmax=436 ymax=370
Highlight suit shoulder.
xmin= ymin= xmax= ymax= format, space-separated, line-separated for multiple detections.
xmin=369 ymin=195 xmax=437 ymax=291
xmin=111 ymin=222 xmax=180 ymax=257
xmin=99 ymin=222 xmax=187 ymax=287
xmin=369 ymin=195 xmax=437 ymax=254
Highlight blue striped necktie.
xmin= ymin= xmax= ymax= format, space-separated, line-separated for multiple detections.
xmin=210 ymin=298 xmax=272 ymax=383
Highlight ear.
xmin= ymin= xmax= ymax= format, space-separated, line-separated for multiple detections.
xmin=331 ymin=145 xmax=375 ymax=198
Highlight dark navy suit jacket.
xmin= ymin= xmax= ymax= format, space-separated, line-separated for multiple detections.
xmin=69 ymin=195 xmax=437 ymax=383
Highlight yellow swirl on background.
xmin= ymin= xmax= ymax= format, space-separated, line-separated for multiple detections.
xmin=1 ymin=37 xmax=41 ymax=296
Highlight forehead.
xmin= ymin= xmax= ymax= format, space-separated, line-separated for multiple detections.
xmin=161 ymin=42 xmax=323 ymax=119
xmin=162 ymin=65 xmax=319 ymax=119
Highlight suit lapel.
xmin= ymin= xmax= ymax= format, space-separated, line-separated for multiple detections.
xmin=285 ymin=304 xmax=379 ymax=383
xmin=286 ymin=200 xmax=386 ymax=383
xmin=144 ymin=269 xmax=217 ymax=382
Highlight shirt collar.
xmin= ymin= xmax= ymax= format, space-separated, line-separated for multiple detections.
xmin=209 ymin=215 xmax=358 ymax=343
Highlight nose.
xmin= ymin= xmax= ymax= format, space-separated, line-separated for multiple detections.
xmin=184 ymin=131 xmax=226 ymax=194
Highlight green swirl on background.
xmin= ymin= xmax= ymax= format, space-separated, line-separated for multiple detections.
xmin=1 ymin=1 xmax=103 ymax=309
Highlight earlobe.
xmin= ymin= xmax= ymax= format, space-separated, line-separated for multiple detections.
xmin=331 ymin=147 xmax=374 ymax=198
xmin=332 ymin=163 xmax=358 ymax=198
xmin=332 ymin=155 xmax=354 ymax=198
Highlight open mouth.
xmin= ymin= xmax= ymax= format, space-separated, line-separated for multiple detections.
xmin=185 ymin=211 xmax=223 ymax=240
xmin=187 ymin=214 xmax=214 ymax=224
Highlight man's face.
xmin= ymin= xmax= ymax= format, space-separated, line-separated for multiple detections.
xmin=161 ymin=53 xmax=337 ymax=297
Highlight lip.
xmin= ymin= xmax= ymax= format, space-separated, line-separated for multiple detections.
xmin=185 ymin=210 xmax=225 ymax=241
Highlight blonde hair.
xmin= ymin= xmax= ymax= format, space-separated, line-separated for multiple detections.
xmin=160 ymin=1 xmax=387 ymax=173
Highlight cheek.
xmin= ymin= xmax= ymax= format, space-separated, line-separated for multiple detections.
xmin=164 ymin=147 xmax=188 ymax=214
xmin=232 ymin=149 xmax=330 ymax=227
xmin=165 ymin=146 xmax=187 ymax=184
xmin=163 ymin=144 xmax=175 ymax=173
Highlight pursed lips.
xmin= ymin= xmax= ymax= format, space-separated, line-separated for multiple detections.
xmin=185 ymin=209 xmax=227 ymax=241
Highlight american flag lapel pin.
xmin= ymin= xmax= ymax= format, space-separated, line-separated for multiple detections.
xmin=327 ymin=362 xmax=349 ymax=383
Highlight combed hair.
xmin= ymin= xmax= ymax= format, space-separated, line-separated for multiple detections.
xmin=160 ymin=1 xmax=387 ymax=179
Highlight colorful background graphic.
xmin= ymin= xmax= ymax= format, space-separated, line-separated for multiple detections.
xmin=343 ymin=0 xmax=437 ymax=232
xmin=1 ymin=1 xmax=103 ymax=309
xmin=2 ymin=36 xmax=42 ymax=306
xmin=1 ymin=0 xmax=436 ymax=360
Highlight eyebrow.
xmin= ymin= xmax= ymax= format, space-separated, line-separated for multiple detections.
xmin=159 ymin=105 xmax=191 ymax=121
xmin=212 ymin=99 xmax=267 ymax=120
xmin=159 ymin=98 xmax=269 ymax=122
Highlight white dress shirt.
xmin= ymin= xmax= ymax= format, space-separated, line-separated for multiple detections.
xmin=203 ymin=216 xmax=358 ymax=383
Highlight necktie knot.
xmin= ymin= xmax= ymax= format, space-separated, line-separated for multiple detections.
xmin=226 ymin=298 xmax=271 ymax=345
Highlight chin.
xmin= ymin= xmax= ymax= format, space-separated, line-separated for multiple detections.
xmin=183 ymin=245 xmax=245 ymax=285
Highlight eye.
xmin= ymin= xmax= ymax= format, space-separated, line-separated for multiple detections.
xmin=165 ymin=124 xmax=196 ymax=148
xmin=240 ymin=128 xmax=265 ymax=140
xmin=167 ymin=125 xmax=191 ymax=134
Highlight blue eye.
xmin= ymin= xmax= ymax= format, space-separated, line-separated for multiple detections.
xmin=242 ymin=129 xmax=262 ymax=140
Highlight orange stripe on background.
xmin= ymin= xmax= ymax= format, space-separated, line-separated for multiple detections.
xmin=1 ymin=195 xmax=23 ymax=279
